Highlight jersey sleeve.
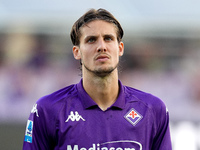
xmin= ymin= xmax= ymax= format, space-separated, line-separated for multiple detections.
xmin=22 ymin=102 xmax=55 ymax=150
xmin=151 ymin=104 xmax=172 ymax=150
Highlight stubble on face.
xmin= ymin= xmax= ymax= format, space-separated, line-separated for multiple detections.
xmin=77 ymin=20 xmax=123 ymax=78
xmin=83 ymin=61 xmax=119 ymax=77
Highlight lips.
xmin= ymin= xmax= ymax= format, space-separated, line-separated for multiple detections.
xmin=95 ymin=54 xmax=110 ymax=61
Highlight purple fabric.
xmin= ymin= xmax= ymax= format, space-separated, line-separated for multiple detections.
xmin=23 ymin=79 xmax=172 ymax=150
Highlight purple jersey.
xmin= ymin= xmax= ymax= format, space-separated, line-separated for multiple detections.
xmin=23 ymin=79 xmax=172 ymax=150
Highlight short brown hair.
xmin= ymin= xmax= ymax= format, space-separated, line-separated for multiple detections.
xmin=70 ymin=8 xmax=124 ymax=46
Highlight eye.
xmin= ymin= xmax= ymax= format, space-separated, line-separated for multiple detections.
xmin=104 ymin=35 xmax=114 ymax=41
xmin=105 ymin=37 xmax=112 ymax=41
xmin=87 ymin=37 xmax=96 ymax=43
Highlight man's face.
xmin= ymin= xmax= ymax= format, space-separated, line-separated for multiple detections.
xmin=73 ymin=20 xmax=124 ymax=77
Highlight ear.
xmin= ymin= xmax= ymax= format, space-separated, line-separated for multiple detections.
xmin=118 ymin=42 xmax=124 ymax=56
xmin=73 ymin=46 xmax=81 ymax=60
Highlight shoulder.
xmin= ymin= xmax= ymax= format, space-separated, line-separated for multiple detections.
xmin=35 ymin=84 xmax=78 ymax=114
xmin=124 ymin=85 xmax=169 ymax=131
xmin=124 ymin=85 xmax=167 ymax=115
xmin=39 ymin=84 xmax=77 ymax=103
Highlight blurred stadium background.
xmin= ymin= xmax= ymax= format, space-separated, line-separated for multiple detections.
xmin=0 ymin=0 xmax=200 ymax=149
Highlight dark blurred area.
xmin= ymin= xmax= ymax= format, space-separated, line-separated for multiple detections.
xmin=0 ymin=1 xmax=200 ymax=149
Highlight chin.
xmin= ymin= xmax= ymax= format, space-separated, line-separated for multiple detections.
xmin=84 ymin=63 xmax=118 ymax=76
xmin=94 ymin=66 xmax=117 ymax=77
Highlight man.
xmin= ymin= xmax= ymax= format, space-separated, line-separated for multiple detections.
xmin=23 ymin=8 xmax=172 ymax=150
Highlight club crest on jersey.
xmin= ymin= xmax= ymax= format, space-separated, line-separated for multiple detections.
xmin=124 ymin=108 xmax=143 ymax=126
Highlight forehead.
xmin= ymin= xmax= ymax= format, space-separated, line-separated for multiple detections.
xmin=80 ymin=20 xmax=118 ymax=37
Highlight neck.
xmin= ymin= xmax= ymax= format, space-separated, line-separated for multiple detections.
xmin=82 ymin=69 xmax=119 ymax=111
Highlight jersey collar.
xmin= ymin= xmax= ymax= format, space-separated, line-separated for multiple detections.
xmin=77 ymin=79 xmax=126 ymax=110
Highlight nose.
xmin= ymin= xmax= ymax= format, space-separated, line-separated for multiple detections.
xmin=97 ymin=38 xmax=107 ymax=53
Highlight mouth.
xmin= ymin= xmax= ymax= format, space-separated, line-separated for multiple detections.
xmin=95 ymin=54 xmax=110 ymax=62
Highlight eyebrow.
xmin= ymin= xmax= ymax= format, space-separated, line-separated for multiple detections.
xmin=84 ymin=35 xmax=97 ymax=41
xmin=84 ymin=34 xmax=116 ymax=41
xmin=104 ymin=34 xmax=115 ymax=39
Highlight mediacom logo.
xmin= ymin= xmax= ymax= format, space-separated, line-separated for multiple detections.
xmin=67 ymin=140 xmax=142 ymax=150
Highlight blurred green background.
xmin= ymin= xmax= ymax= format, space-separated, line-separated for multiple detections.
xmin=0 ymin=124 xmax=25 ymax=150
